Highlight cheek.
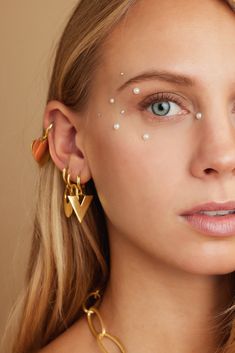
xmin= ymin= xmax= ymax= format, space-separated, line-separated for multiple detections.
xmin=84 ymin=120 xmax=185 ymax=234
xmin=84 ymin=120 xmax=235 ymax=275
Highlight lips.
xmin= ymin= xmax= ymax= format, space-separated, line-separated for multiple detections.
xmin=180 ymin=200 xmax=235 ymax=237
xmin=180 ymin=201 xmax=235 ymax=215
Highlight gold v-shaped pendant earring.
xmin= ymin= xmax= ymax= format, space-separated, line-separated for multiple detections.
xmin=63 ymin=168 xmax=93 ymax=223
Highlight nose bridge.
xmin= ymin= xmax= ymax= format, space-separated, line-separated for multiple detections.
xmin=192 ymin=106 xmax=235 ymax=177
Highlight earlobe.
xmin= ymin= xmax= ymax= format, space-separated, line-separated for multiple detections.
xmin=43 ymin=100 xmax=92 ymax=184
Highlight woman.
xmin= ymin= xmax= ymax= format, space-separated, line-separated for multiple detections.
xmin=3 ymin=0 xmax=235 ymax=352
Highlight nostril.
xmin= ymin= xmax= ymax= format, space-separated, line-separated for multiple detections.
xmin=204 ymin=168 xmax=215 ymax=174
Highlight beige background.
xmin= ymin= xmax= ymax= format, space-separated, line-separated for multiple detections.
xmin=0 ymin=1 xmax=77 ymax=350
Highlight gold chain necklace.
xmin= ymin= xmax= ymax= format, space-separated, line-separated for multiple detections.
xmin=82 ymin=289 xmax=127 ymax=353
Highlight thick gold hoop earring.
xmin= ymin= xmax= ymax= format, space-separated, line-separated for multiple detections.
xmin=62 ymin=167 xmax=93 ymax=223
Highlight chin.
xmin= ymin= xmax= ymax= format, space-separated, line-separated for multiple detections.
xmin=181 ymin=258 xmax=235 ymax=276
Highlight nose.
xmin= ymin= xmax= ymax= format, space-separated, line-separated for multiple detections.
xmin=190 ymin=116 xmax=235 ymax=180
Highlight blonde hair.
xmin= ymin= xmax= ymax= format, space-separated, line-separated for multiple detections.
xmin=2 ymin=1 xmax=235 ymax=352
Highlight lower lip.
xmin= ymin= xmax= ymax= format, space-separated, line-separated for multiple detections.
xmin=181 ymin=213 xmax=235 ymax=237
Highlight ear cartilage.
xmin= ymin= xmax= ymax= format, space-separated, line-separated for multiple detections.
xmin=142 ymin=133 xmax=150 ymax=141
xmin=113 ymin=123 xmax=120 ymax=130
xmin=109 ymin=98 xmax=115 ymax=104
xmin=133 ymin=87 xmax=141 ymax=95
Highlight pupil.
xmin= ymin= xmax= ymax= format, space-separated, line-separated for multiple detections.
xmin=152 ymin=102 xmax=170 ymax=116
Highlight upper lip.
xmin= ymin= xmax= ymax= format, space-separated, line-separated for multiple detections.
xmin=181 ymin=201 xmax=235 ymax=215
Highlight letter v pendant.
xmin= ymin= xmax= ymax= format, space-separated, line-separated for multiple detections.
xmin=63 ymin=169 xmax=93 ymax=223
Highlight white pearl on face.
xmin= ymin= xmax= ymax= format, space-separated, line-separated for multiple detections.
xmin=195 ymin=112 xmax=202 ymax=120
xmin=133 ymin=87 xmax=141 ymax=95
xmin=109 ymin=98 xmax=115 ymax=104
xmin=120 ymin=110 xmax=125 ymax=115
xmin=113 ymin=123 xmax=120 ymax=130
xmin=142 ymin=133 xmax=150 ymax=141
xmin=120 ymin=72 xmax=125 ymax=76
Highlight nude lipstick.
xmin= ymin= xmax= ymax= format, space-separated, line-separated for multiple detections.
xmin=180 ymin=201 xmax=235 ymax=237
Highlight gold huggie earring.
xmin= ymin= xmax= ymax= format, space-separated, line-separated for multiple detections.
xmin=31 ymin=122 xmax=54 ymax=166
xmin=63 ymin=167 xmax=93 ymax=223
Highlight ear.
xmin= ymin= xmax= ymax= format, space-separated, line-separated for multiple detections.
xmin=43 ymin=100 xmax=92 ymax=183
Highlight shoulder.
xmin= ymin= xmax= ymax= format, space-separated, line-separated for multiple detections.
xmin=37 ymin=316 xmax=95 ymax=353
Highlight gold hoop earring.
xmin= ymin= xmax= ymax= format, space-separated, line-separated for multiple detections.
xmin=62 ymin=167 xmax=93 ymax=223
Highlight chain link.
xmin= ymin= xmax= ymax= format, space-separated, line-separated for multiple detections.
xmin=82 ymin=290 xmax=127 ymax=353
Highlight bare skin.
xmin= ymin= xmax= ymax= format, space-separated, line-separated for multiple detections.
xmin=40 ymin=0 xmax=235 ymax=352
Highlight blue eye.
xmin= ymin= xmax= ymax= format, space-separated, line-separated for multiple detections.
xmin=148 ymin=100 xmax=182 ymax=117
xmin=151 ymin=102 xmax=170 ymax=116
xmin=140 ymin=93 xmax=189 ymax=117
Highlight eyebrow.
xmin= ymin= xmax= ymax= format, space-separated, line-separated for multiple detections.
xmin=117 ymin=70 xmax=195 ymax=92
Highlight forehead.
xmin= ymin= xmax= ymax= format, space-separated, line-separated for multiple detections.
xmin=100 ymin=0 xmax=235 ymax=83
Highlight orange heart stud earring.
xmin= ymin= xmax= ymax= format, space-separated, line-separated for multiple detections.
xmin=31 ymin=122 xmax=54 ymax=166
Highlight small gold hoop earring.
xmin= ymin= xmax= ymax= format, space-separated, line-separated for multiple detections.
xmin=62 ymin=167 xmax=93 ymax=223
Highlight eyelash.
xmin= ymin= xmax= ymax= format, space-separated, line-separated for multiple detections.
xmin=138 ymin=92 xmax=189 ymax=121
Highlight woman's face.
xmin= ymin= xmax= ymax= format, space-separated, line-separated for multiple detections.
xmin=80 ymin=0 xmax=235 ymax=275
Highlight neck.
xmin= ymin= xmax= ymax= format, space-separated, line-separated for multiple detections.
xmin=98 ymin=228 xmax=234 ymax=353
